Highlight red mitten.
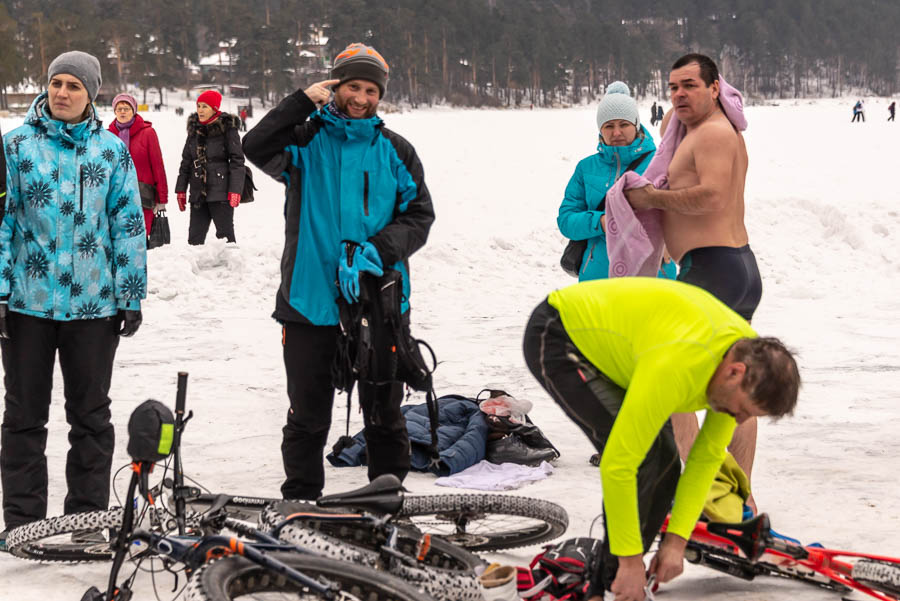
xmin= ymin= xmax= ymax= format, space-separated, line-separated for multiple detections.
xmin=228 ymin=192 xmax=241 ymax=208
xmin=176 ymin=192 xmax=187 ymax=211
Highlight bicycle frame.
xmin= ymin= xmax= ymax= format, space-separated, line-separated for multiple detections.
xmin=663 ymin=514 xmax=900 ymax=601
xmin=83 ymin=503 xmax=347 ymax=601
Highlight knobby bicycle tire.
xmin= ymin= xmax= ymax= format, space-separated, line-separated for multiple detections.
xmin=6 ymin=504 xmax=206 ymax=563
xmin=261 ymin=501 xmax=484 ymax=601
xmin=184 ymin=552 xmax=435 ymax=601
xmin=6 ymin=507 xmax=125 ymax=562
xmin=852 ymin=559 xmax=900 ymax=596
xmin=397 ymin=493 xmax=568 ymax=551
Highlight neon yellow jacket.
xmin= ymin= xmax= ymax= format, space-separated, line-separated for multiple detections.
xmin=547 ymin=277 xmax=756 ymax=556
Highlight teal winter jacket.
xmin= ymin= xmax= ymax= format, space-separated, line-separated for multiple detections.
xmin=558 ymin=126 xmax=675 ymax=281
xmin=0 ymin=93 xmax=146 ymax=320
xmin=243 ymin=92 xmax=434 ymax=326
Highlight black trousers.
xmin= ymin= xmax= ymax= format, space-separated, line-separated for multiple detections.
xmin=523 ymin=300 xmax=680 ymax=591
xmin=188 ymin=201 xmax=235 ymax=245
xmin=0 ymin=312 xmax=120 ymax=529
xmin=280 ymin=320 xmax=410 ymax=500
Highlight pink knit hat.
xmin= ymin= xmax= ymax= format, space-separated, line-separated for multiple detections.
xmin=112 ymin=93 xmax=137 ymax=113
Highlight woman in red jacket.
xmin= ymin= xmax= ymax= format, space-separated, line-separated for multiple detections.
xmin=108 ymin=93 xmax=168 ymax=238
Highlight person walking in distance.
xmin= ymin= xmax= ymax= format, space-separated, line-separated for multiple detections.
xmin=852 ymin=100 xmax=863 ymax=123
xmin=175 ymin=90 xmax=245 ymax=245
xmin=243 ymin=43 xmax=434 ymax=500
xmin=0 ymin=51 xmax=146 ymax=549
xmin=888 ymin=101 xmax=895 ymax=122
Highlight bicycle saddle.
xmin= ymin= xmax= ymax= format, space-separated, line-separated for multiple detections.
xmin=316 ymin=474 xmax=406 ymax=515
xmin=706 ymin=513 xmax=771 ymax=561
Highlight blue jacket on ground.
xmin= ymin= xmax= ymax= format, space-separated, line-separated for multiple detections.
xmin=242 ymin=92 xmax=434 ymax=326
xmin=327 ymin=395 xmax=489 ymax=476
xmin=558 ymin=126 xmax=675 ymax=280
xmin=0 ymin=93 xmax=146 ymax=320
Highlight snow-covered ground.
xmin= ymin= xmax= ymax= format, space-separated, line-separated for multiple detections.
xmin=1 ymin=96 xmax=899 ymax=599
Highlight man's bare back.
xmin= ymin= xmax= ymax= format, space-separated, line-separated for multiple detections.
xmin=660 ymin=107 xmax=749 ymax=262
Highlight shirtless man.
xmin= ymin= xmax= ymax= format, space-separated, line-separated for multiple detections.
xmin=625 ymin=53 xmax=763 ymax=513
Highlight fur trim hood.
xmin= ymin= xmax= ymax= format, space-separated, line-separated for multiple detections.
xmin=186 ymin=112 xmax=241 ymax=135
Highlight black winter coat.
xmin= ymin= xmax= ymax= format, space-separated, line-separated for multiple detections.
xmin=176 ymin=113 xmax=245 ymax=204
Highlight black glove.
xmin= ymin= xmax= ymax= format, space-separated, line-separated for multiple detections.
xmin=117 ymin=310 xmax=142 ymax=337
xmin=0 ymin=303 xmax=10 ymax=339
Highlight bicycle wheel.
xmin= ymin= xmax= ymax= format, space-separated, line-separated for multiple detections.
xmin=261 ymin=501 xmax=484 ymax=601
xmin=852 ymin=559 xmax=900 ymax=596
xmin=6 ymin=507 xmax=124 ymax=562
xmin=184 ymin=552 xmax=435 ymax=601
xmin=398 ymin=493 xmax=568 ymax=551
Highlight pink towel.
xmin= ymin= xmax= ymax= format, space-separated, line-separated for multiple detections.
xmin=606 ymin=77 xmax=748 ymax=277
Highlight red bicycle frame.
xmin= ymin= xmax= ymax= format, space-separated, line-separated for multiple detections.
xmin=661 ymin=514 xmax=900 ymax=601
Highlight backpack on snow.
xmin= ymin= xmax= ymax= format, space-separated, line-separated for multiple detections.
xmin=517 ymin=537 xmax=602 ymax=601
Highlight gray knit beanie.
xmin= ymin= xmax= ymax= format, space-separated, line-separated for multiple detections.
xmin=48 ymin=51 xmax=102 ymax=101
xmin=596 ymin=81 xmax=639 ymax=131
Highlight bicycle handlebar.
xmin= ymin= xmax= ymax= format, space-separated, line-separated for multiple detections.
xmin=175 ymin=372 xmax=188 ymax=416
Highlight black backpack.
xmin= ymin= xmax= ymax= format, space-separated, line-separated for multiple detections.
xmin=331 ymin=264 xmax=440 ymax=465
xmin=518 ymin=537 xmax=602 ymax=601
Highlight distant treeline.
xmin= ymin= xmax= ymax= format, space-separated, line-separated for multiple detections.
xmin=0 ymin=0 xmax=898 ymax=108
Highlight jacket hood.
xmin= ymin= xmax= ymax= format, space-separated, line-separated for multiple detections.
xmin=186 ymin=112 xmax=241 ymax=135
xmin=595 ymin=124 xmax=657 ymax=166
xmin=24 ymin=92 xmax=103 ymax=141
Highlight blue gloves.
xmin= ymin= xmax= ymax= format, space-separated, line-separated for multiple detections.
xmin=338 ymin=241 xmax=384 ymax=303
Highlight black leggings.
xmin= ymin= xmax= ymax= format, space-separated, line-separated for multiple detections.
xmin=677 ymin=245 xmax=762 ymax=321
xmin=523 ymin=300 xmax=680 ymax=591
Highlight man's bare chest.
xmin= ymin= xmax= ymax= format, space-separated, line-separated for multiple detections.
xmin=667 ymin=140 xmax=698 ymax=187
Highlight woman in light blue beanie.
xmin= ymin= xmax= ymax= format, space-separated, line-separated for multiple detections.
xmin=557 ymin=81 xmax=676 ymax=281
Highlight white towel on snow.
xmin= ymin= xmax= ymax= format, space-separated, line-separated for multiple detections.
xmin=434 ymin=460 xmax=554 ymax=491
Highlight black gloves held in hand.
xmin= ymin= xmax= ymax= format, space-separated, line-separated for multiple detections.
xmin=0 ymin=303 xmax=9 ymax=339
xmin=117 ymin=310 xmax=142 ymax=337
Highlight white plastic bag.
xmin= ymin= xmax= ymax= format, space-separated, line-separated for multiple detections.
xmin=479 ymin=394 xmax=532 ymax=424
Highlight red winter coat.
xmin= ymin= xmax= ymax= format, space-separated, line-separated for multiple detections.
xmin=107 ymin=114 xmax=168 ymax=204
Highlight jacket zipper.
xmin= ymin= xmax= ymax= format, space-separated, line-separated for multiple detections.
xmin=79 ymin=165 xmax=85 ymax=212
xmin=363 ymin=171 xmax=370 ymax=216
xmin=581 ymin=243 xmax=596 ymax=275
